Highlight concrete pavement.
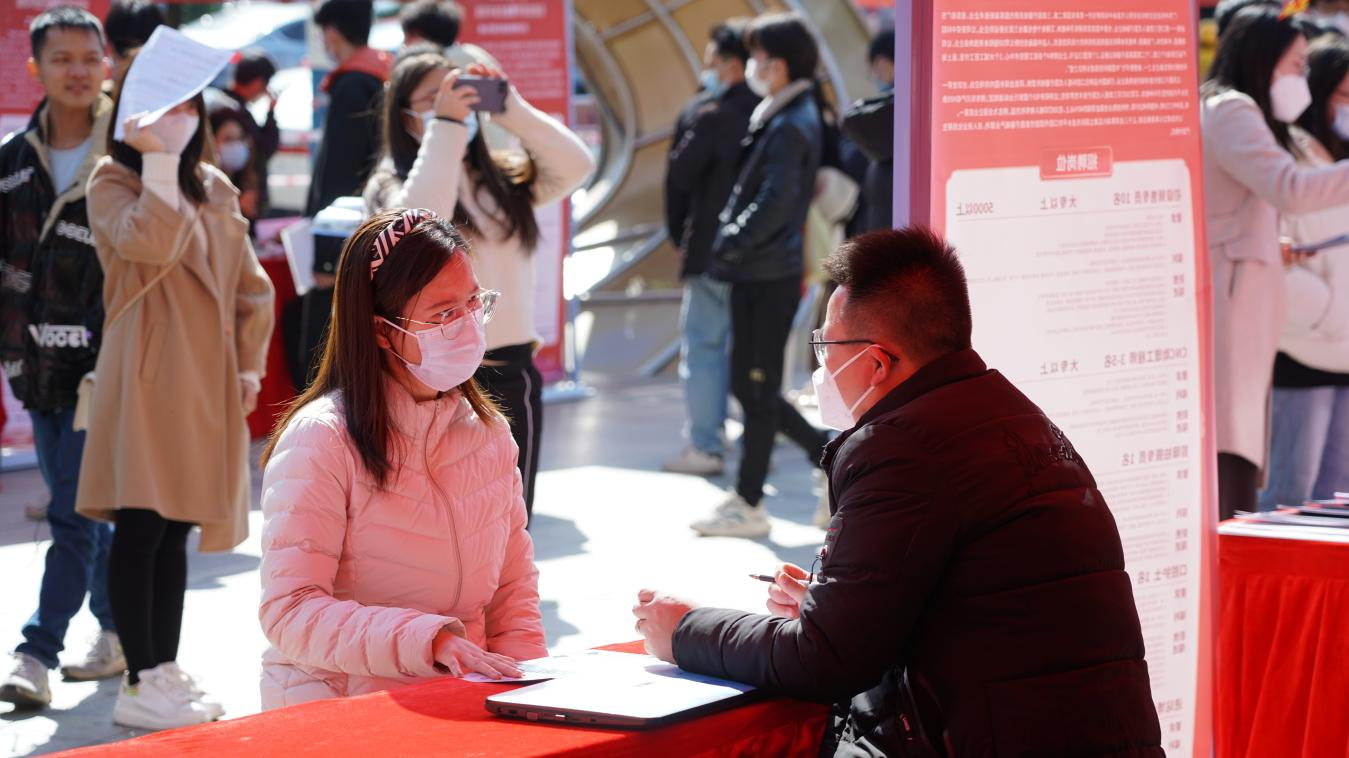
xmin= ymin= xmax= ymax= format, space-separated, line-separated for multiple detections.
xmin=0 ymin=378 xmax=830 ymax=756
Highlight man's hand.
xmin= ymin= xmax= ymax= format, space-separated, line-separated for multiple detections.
xmin=632 ymin=589 xmax=699 ymax=663
xmin=766 ymin=562 xmax=810 ymax=619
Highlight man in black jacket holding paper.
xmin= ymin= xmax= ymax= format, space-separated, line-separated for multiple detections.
xmin=636 ymin=229 xmax=1164 ymax=756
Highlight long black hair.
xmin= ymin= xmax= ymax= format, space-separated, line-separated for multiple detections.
xmin=1299 ymin=35 xmax=1349 ymax=161
xmin=380 ymin=51 xmax=540 ymax=250
xmin=105 ymin=56 xmax=210 ymax=205
xmin=1203 ymin=5 xmax=1312 ymax=157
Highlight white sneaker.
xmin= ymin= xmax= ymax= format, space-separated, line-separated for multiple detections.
xmin=661 ymin=446 xmax=725 ymax=476
xmin=691 ymin=492 xmax=771 ymax=538
xmin=62 ymin=631 xmax=127 ymax=681
xmin=813 ymin=470 xmax=832 ymax=528
xmin=113 ymin=664 xmax=218 ymax=730
xmin=0 ymin=652 xmax=51 ymax=708
xmin=160 ymin=662 xmax=224 ymax=720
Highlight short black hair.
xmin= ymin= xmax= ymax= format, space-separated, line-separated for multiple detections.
xmin=868 ymin=28 xmax=895 ymax=64
xmin=400 ymin=0 xmax=461 ymax=48
xmin=1214 ymin=0 xmax=1279 ymax=37
xmin=744 ymin=13 xmax=818 ymax=82
xmin=30 ymin=6 xmax=103 ymax=60
xmin=314 ymin=0 xmax=373 ymax=47
xmin=823 ymin=227 xmax=972 ymax=361
xmin=234 ymin=48 xmax=277 ymax=86
xmin=709 ymin=19 xmax=749 ymax=65
xmin=104 ymin=0 xmax=162 ymax=57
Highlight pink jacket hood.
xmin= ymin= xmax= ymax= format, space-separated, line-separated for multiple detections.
xmin=258 ymin=383 xmax=544 ymax=709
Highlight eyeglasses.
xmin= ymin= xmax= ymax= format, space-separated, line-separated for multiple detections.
xmin=392 ymin=289 xmax=499 ymax=340
xmin=809 ymin=328 xmax=875 ymax=366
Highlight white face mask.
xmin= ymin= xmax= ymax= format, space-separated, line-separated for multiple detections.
xmin=219 ymin=141 xmax=250 ymax=173
xmin=812 ymin=346 xmax=879 ymax=431
xmin=1334 ymin=104 xmax=1349 ymax=140
xmin=1270 ymin=73 xmax=1313 ymax=124
xmin=380 ymin=312 xmax=487 ymax=393
xmin=698 ymin=68 xmax=726 ymax=97
xmin=745 ymin=58 xmax=771 ymax=98
xmin=148 ymin=112 xmax=199 ymax=155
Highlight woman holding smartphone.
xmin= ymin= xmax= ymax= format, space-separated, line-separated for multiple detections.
xmin=365 ymin=52 xmax=594 ymax=521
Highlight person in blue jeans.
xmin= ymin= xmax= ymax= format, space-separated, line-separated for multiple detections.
xmin=661 ymin=19 xmax=762 ymax=476
xmin=0 ymin=7 xmax=125 ymax=710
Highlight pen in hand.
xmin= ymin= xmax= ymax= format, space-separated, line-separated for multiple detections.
xmin=749 ymin=574 xmax=777 ymax=583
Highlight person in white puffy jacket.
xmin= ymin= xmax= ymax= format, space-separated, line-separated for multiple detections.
xmin=257 ymin=209 xmax=545 ymax=709
xmin=364 ymin=50 xmax=594 ymax=522
xmin=1262 ymin=36 xmax=1349 ymax=509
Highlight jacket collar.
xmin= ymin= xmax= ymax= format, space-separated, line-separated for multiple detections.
xmin=749 ymin=78 xmax=813 ymax=130
xmin=28 ymin=93 xmax=113 ymax=243
xmin=320 ymin=47 xmax=392 ymax=92
xmin=384 ymin=376 xmax=469 ymax=443
xmin=823 ymin=348 xmax=989 ymax=467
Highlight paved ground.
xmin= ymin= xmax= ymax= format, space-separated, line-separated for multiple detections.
xmin=0 ymin=378 xmax=829 ymax=756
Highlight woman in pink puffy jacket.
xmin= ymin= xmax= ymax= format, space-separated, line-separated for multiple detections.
xmin=257 ymin=208 xmax=545 ymax=709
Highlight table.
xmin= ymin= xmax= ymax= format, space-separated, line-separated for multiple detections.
xmin=58 ymin=642 xmax=830 ymax=757
xmin=1216 ymin=522 xmax=1349 ymax=758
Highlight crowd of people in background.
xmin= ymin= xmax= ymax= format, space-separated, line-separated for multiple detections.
xmin=11 ymin=0 xmax=1342 ymax=752
xmin=1206 ymin=0 xmax=1349 ymax=518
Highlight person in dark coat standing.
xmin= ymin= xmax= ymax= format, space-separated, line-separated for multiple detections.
xmin=208 ymin=49 xmax=279 ymax=220
xmin=688 ymin=13 xmax=832 ymax=538
xmin=638 ymin=229 xmax=1164 ymax=757
xmin=305 ymin=0 xmax=390 ymax=218
xmin=660 ymin=19 xmax=761 ymax=477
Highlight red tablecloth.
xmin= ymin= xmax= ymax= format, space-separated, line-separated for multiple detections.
xmin=247 ymin=257 xmax=298 ymax=440
xmin=1216 ymin=529 xmax=1349 ymax=758
xmin=59 ymin=642 xmax=829 ymax=757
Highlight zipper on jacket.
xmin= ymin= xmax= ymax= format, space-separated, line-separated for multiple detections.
xmin=421 ymin=397 xmax=465 ymax=610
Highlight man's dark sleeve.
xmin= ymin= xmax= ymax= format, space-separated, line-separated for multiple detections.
xmin=309 ymin=76 xmax=382 ymax=214
xmin=671 ymin=426 xmax=959 ymax=702
xmin=710 ymin=124 xmax=810 ymax=268
xmin=256 ymin=106 xmax=281 ymax=163
xmin=664 ymin=103 xmax=720 ymax=248
xmin=842 ymin=94 xmax=895 ymax=165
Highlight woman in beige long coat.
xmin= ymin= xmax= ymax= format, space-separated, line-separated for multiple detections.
xmin=1201 ymin=7 xmax=1349 ymax=519
xmin=76 ymin=86 xmax=273 ymax=730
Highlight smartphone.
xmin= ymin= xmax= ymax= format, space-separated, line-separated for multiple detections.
xmin=456 ymin=76 xmax=509 ymax=113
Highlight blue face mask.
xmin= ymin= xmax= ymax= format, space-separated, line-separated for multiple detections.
xmin=406 ymin=109 xmax=479 ymax=145
xmin=699 ymin=69 xmax=727 ymax=97
xmin=462 ymin=111 xmax=480 ymax=144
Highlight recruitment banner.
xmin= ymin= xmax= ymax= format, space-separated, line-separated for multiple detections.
xmin=897 ymin=3 xmax=1214 ymax=756
xmin=459 ymin=0 xmax=574 ymax=382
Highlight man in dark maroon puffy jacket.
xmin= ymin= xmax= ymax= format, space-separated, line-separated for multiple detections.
xmin=635 ymin=228 xmax=1164 ymax=757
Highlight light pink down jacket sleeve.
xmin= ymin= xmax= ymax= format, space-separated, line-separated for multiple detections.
xmin=258 ymin=415 xmax=462 ymax=679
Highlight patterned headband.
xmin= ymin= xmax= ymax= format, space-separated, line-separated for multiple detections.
xmin=370 ymin=208 xmax=436 ymax=280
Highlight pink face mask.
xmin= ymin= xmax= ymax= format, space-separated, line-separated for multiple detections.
xmin=380 ymin=313 xmax=487 ymax=393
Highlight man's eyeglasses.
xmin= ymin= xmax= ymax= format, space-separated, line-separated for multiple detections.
xmin=391 ymin=289 xmax=500 ymax=340
xmin=809 ymin=328 xmax=875 ymax=366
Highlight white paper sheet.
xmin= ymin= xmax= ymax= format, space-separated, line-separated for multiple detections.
xmin=112 ymin=26 xmax=233 ymax=141
xmin=462 ymin=649 xmax=642 ymax=684
xmin=280 ymin=218 xmax=315 ymax=296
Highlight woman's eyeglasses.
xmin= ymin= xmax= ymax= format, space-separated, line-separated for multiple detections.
xmin=391 ymin=289 xmax=500 ymax=340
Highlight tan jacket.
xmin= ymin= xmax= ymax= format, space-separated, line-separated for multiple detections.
xmin=76 ymin=156 xmax=275 ymax=552
xmin=1201 ymin=89 xmax=1349 ymax=466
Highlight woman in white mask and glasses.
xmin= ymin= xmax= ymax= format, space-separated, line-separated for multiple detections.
xmin=80 ymin=81 xmax=275 ymax=729
xmin=364 ymin=50 xmax=593 ymax=524
xmin=257 ymin=209 xmax=545 ymax=710
xmin=1259 ymin=36 xmax=1349 ymax=510
xmin=1201 ymin=5 xmax=1349 ymax=520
